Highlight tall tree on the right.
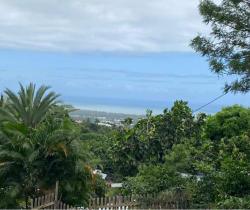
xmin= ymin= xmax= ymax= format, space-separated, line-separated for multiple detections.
xmin=191 ymin=0 xmax=250 ymax=93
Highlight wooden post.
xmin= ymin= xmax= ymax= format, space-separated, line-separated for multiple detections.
xmin=55 ymin=180 xmax=59 ymax=208
xmin=30 ymin=197 xmax=34 ymax=209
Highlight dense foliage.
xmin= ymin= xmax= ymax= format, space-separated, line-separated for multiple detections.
xmin=0 ymin=84 xmax=104 ymax=208
xmin=119 ymin=105 xmax=250 ymax=208
xmin=82 ymin=100 xmax=250 ymax=208
xmin=0 ymin=84 xmax=249 ymax=209
xmin=107 ymin=101 xmax=205 ymax=179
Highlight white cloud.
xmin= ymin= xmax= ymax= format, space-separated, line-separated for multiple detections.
xmin=0 ymin=0 xmax=208 ymax=52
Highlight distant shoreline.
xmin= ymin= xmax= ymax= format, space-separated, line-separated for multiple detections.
xmin=72 ymin=108 xmax=145 ymax=116
xmin=70 ymin=108 xmax=145 ymax=124
xmin=70 ymin=104 xmax=159 ymax=115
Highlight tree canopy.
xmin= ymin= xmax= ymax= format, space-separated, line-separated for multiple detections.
xmin=0 ymin=84 xmax=99 ymax=208
xmin=191 ymin=0 xmax=250 ymax=93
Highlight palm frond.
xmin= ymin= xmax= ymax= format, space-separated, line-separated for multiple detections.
xmin=3 ymin=83 xmax=60 ymax=127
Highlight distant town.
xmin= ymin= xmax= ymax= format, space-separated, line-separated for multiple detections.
xmin=70 ymin=109 xmax=145 ymax=127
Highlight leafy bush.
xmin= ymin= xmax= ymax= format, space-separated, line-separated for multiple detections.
xmin=122 ymin=164 xmax=184 ymax=195
xmin=217 ymin=196 xmax=250 ymax=209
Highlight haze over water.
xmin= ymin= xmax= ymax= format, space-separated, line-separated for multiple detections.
xmin=0 ymin=50 xmax=249 ymax=114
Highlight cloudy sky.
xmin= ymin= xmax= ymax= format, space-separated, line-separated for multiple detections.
xmin=0 ymin=0 xmax=249 ymax=114
xmin=0 ymin=0 xmax=208 ymax=52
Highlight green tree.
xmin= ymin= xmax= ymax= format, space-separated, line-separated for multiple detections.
xmin=190 ymin=106 xmax=250 ymax=208
xmin=205 ymin=105 xmax=250 ymax=141
xmin=0 ymin=84 xmax=93 ymax=208
xmin=121 ymin=117 xmax=133 ymax=129
xmin=0 ymin=105 xmax=93 ymax=207
xmin=109 ymin=101 xmax=205 ymax=179
xmin=191 ymin=0 xmax=250 ymax=92
xmin=2 ymin=83 xmax=59 ymax=127
xmin=194 ymin=134 xmax=250 ymax=208
xmin=123 ymin=164 xmax=184 ymax=195
xmin=121 ymin=105 xmax=250 ymax=208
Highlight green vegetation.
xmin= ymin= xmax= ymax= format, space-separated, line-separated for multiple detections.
xmin=119 ymin=105 xmax=250 ymax=208
xmin=191 ymin=0 xmax=250 ymax=92
xmin=0 ymin=84 xmax=249 ymax=208
xmin=0 ymin=84 xmax=103 ymax=208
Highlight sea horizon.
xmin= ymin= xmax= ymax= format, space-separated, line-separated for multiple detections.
xmin=1 ymin=50 xmax=249 ymax=114
xmin=64 ymin=96 xmax=237 ymax=115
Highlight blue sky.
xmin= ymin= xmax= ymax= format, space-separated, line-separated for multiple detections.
xmin=0 ymin=0 xmax=249 ymax=114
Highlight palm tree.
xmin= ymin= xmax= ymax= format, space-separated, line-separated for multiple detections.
xmin=0 ymin=99 xmax=92 ymax=208
xmin=3 ymin=83 xmax=59 ymax=128
xmin=0 ymin=134 xmax=40 ymax=208
xmin=0 ymin=84 xmax=93 ymax=207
